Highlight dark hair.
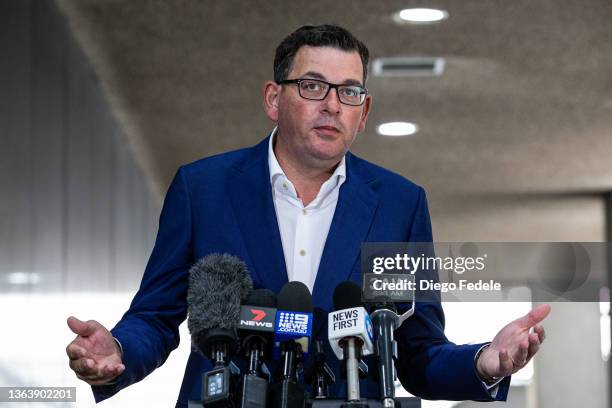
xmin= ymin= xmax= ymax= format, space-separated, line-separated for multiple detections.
xmin=274 ymin=24 xmax=370 ymax=84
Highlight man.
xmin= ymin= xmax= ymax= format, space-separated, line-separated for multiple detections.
xmin=66 ymin=25 xmax=549 ymax=406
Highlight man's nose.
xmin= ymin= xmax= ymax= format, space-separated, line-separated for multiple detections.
xmin=321 ymin=87 xmax=342 ymax=114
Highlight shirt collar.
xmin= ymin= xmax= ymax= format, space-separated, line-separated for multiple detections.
xmin=268 ymin=127 xmax=285 ymax=183
xmin=267 ymin=127 xmax=346 ymax=185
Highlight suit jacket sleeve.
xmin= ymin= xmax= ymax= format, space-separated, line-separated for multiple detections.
xmin=394 ymin=186 xmax=511 ymax=401
xmin=92 ymin=167 xmax=193 ymax=402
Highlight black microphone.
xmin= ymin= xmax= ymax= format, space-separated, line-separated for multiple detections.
xmin=328 ymin=281 xmax=374 ymax=405
xmin=270 ymin=281 xmax=313 ymax=408
xmin=370 ymin=297 xmax=404 ymax=408
xmin=237 ymin=289 xmax=277 ymax=408
xmin=187 ymin=253 xmax=253 ymax=407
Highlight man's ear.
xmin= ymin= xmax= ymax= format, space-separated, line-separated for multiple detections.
xmin=263 ymin=81 xmax=281 ymax=122
xmin=357 ymin=94 xmax=373 ymax=133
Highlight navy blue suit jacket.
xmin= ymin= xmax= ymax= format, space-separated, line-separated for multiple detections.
xmin=93 ymin=136 xmax=510 ymax=406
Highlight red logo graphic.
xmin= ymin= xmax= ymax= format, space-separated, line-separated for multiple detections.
xmin=251 ymin=309 xmax=266 ymax=321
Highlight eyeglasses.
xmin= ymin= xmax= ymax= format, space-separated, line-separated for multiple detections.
xmin=278 ymin=78 xmax=368 ymax=106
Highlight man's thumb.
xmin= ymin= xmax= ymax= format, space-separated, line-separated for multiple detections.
xmin=67 ymin=316 xmax=98 ymax=337
xmin=518 ymin=304 xmax=551 ymax=328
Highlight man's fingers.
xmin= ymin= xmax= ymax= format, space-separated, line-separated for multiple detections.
xmin=499 ymin=349 xmax=513 ymax=375
xmin=69 ymin=357 xmax=95 ymax=375
xmin=66 ymin=344 xmax=90 ymax=360
xmin=67 ymin=316 xmax=100 ymax=337
xmin=512 ymin=339 xmax=529 ymax=368
xmin=74 ymin=363 xmax=124 ymax=385
xmin=70 ymin=358 xmax=96 ymax=375
xmin=75 ymin=373 xmax=114 ymax=386
xmin=528 ymin=332 xmax=540 ymax=345
xmin=526 ymin=332 xmax=541 ymax=361
xmin=534 ymin=325 xmax=546 ymax=343
xmin=516 ymin=304 xmax=551 ymax=329
xmin=101 ymin=364 xmax=125 ymax=378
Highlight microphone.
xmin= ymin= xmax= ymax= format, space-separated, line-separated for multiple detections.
xmin=370 ymin=295 xmax=414 ymax=408
xmin=237 ymin=289 xmax=277 ymax=408
xmin=328 ymin=281 xmax=374 ymax=405
xmin=270 ymin=281 xmax=313 ymax=408
xmin=187 ymin=253 xmax=253 ymax=407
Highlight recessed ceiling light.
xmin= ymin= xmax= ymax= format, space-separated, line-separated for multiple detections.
xmin=377 ymin=122 xmax=418 ymax=137
xmin=7 ymin=272 xmax=40 ymax=285
xmin=395 ymin=8 xmax=449 ymax=24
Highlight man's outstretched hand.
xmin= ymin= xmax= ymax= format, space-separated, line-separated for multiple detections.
xmin=476 ymin=304 xmax=551 ymax=382
xmin=66 ymin=316 xmax=125 ymax=386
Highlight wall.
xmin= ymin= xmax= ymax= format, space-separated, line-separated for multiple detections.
xmin=0 ymin=0 xmax=160 ymax=294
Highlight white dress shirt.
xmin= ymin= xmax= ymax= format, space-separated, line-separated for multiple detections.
xmin=268 ymin=128 xmax=346 ymax=292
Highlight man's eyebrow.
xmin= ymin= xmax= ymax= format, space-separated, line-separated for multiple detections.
xmin=301 ymin=71 xmax=364 ymax=87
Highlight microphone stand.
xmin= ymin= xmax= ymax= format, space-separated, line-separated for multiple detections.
xmin=307 ymin=341 xmax=335 ymax=399
xmin=201 ymin=333 xmax=240 ymax=408
xmin=270 ymin=340 xmax=307 ymax=408
xmin=239 ymin=339 xmax=270 ymax=408
xmin=371 ymin=307 xmax=398 ymax=408
xmin=341 ymin=337 xmax=363 ymax=404
xmin=370 ymin=299 xmax=415 ymax=408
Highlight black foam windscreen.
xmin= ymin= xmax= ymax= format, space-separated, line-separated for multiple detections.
xmin=333 ymin=281 xmax=362 ymax=311
xmin=244 ymin=288 xmax=277 ymax=308
xmin=277 ymin=281 xmax=312 ymax=313
xmin=187 ymin=253 xmax=253 ymax=338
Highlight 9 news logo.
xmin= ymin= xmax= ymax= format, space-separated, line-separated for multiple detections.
xmin=276 ymin=312 xmax=310 ymax=335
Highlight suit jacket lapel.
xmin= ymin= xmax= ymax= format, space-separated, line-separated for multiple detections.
xmin=311 ymin=152 xmax=379 ymax=310
xmin=228 ymin=140 xmax=379 ymax=308
xmin=227 ymin=136 xmax=288 ymax=293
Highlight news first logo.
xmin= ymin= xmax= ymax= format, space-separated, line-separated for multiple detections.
xmin=275 ymin=311 xmax=312 ymax=336
xmin=328 ymin=307 xmax=375 ymax=358
xmin=331 ymin=308 xmax=358 ymax=330
xmin=330 ymin=309 xmax=374 ymax=343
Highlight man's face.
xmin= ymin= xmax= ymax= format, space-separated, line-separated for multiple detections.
xmin=269 ymin=46 xmax=372 ymax=169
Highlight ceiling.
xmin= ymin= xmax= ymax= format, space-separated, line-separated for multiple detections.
xmin=56 ymin=0 xmax=612 ymax=241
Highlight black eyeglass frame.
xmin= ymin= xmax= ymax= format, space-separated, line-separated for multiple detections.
xmin=278 ymin=78 xmax=368 ymax=106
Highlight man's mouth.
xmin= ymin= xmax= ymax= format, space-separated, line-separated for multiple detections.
xmin=314 ymin=125 xmax=340 ymax=133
